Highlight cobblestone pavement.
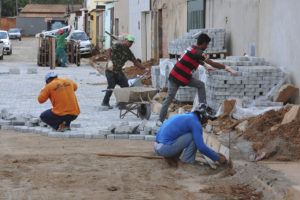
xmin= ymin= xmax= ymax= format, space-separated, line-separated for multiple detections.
xmin=0 ymin=62 xmax=159 ymax=138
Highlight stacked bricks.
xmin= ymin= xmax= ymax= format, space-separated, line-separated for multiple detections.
xmin=168 ymin=28 xmax=226 ymax=55
xmin=205 ymin=56 xmax=285 ymax=110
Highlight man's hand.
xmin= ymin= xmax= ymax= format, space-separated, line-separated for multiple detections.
xmin=217 ymin=153 xmax=227 ymax=164
xmin=225 ymin=66 xmax=238 ymax=75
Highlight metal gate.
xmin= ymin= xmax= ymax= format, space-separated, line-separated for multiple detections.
xmin=187 ymin=0 xmax=205 ymax=31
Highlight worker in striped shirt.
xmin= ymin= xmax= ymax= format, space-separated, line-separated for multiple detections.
xmin=159 ymin=33 xmax=238 ymax=122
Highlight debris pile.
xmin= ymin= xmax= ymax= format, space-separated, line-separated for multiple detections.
xmin=123 ymin=59 xmax=157 ymax=86
xmin=208 ymin=104 xmax=300 ymax=161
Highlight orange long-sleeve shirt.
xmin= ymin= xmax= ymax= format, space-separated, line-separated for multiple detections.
xmin=38 ymin=78 xmax=80 ymax=116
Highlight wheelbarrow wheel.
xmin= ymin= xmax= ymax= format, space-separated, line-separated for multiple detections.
xmin=138 ymin=103 xmax=151 ymax=120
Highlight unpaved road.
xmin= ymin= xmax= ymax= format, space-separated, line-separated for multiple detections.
xmin=0 ymin=130 xmax=218 ymax=200
xmin=0 ymin=130 xmax=265 ymax=200
xmin=3 ymin=37 xmax=38 ymax=62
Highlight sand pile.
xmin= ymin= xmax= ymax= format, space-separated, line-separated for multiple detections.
xmin=214 ymin=104 xmax=300 ymax=160
xmin=123 ymin=59 xmax=158 ymax=86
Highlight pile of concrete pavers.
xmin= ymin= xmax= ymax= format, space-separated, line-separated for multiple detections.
xmin=0 ymin=108 xmax=159 ymax=141
xmin=205 ymin=56 xmax=286 ymax=110
xmin=168 ymin=28 xmax=226 ymax=55
xmin=152 ymin=56 xmax=287 ymax=110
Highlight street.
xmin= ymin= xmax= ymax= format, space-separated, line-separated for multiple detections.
xmin=2 ymin=37 xmax=38 ymax=62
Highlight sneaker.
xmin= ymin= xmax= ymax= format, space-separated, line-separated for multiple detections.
xmin=101 ymin=103 xmax=113 ymax=109
xmin=57 ymin=121 xmax=66 ymax=132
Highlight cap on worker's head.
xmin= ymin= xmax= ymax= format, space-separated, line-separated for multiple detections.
xmin=125 ymin=35 xmax=135 ymax=42
xmin=192 ymin=103 xmax=216 ymax=124
xmin=58 ymin=29 xmax=64 ymax=35
xmin=45 ymin=72 xmax=58 ymax=81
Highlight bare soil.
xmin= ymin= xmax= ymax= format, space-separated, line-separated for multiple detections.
xmin=0 ymin=130 xmax=258 ymax=200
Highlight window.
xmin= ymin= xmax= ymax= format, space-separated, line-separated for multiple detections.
xmin=187 ymin=0 xmax=205 ymax=31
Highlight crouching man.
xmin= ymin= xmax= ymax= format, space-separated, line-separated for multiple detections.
xmin=38 ymin=72 xmax=80 ymax=132
xmin=154 ymin=104 xmax=227 ymax=166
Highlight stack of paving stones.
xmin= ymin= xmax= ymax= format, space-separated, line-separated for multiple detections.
xmin=168 ymin=28 xmax=226 ymax=55
xmin=205 ymin=56 xmax=284 ymax=110
xmin=0 ymin=108 xmax=159 ymax=141
xmin=151 ymin=56 xmax=285 ymax=109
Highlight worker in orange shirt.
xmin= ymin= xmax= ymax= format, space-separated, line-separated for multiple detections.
xmin=38 ymin=72 xmax=80 ymax=132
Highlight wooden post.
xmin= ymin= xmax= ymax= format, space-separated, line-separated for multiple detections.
xmin=50 ymin=37 xmax=56 ymax=69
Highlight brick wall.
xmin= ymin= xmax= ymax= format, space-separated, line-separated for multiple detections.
xmin=1 ymin=18 xmax=16 ymax=31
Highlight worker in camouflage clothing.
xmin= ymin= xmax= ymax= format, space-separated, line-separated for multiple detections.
xmin=101 ymin=35 xmax=149 ymax=109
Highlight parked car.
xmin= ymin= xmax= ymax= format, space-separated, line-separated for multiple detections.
xmin=8 ymin=28 xmax=22 ymax=41
xmin=67 ymin=30 xmax=93 ymax=56
xmin=0 ymin=31 xmax=12 ymax=55
xmin=0 ymin=41 xmax=3 ymax=60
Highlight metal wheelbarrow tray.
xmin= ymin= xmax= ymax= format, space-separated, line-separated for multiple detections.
xmin=112 ymin=87 xmax=159 ymax=120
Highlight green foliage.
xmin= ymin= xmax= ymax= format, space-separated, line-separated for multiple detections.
xmin=1 ymin=0 xmax=82 ymax=17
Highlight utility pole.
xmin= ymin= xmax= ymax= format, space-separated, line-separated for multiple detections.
xmin=16 ymin=0 xmax=18 ymax=16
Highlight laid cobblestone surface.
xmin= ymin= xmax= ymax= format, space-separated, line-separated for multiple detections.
xmin=0 ymin=62 xmax=159 ymax=140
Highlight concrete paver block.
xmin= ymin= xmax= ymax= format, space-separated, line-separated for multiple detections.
xmin=145 ymin=135 xmax=156 ymax=141
xmin=27 ymin=68 xmax=37 ymax=74
xmin=71 ymin=123 xmax=81 ymax=128
xmin=9 ymin=68 xmax=20 ymax=74
xmin=68 ymin=132 xmax=85 ymax=138
xmin=107 ymin=134 xmax=115 ymax=139
xmin=48 ymin=132 xmax=68 ymax=138
xmin=93 ymin=134 xmax=107 ymax=139
xmin=129 ymin=135 xmax=145 ymax=140
xmin=114 ymin=134 xmax=129 ymax=139
xmin=98 ymin=129 xmax=111 ymax=135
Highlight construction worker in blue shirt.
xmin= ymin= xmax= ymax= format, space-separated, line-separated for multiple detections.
xmin=154 ymin=104 xmax=227 ymax=167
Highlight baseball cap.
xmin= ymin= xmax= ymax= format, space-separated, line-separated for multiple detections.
xmin=125 ymin=35 xmax=135 ymax=42
xmin=45 ymin=72 xmax=58 ymax=81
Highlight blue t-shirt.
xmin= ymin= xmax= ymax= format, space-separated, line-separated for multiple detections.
xmin=155 ymin=113 xmax=220 ymax=162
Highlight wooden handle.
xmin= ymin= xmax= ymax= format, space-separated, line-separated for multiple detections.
xmin=97 ymin=153 xmax=163 ymax=159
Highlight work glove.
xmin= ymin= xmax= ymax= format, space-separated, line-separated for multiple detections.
xmin=225 ymin=66 xmax=238 ymax=75
xmin=203 ymin=63 xmax=215 ymax=72
xmin=106 ymin=61 xmax=113 ymax=71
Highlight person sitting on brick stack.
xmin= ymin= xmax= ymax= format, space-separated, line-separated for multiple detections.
xmin=159 ymin=33 xmax=238 ymax=122
xmin=38 ymin=72 xmax=80 ymax=132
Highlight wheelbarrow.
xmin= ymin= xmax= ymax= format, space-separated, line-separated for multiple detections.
xmin=112 ymin=87 xmax=158 ymax=120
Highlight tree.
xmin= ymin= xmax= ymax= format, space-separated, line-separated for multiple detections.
xmin=1 ymin=0 xmax=82 ymax=16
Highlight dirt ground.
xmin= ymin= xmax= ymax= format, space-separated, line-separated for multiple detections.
xmin=0 ymin=130 xmax=265 ymax=200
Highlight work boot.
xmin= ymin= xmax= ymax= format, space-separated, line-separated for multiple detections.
xmin=57 ymin=121 xmax=66 ymax=132
xmin=101 ymin=102 xmax=113 ymax=109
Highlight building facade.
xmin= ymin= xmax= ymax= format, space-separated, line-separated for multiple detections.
xmin=206 ymin=0 xmax=300 ymax=102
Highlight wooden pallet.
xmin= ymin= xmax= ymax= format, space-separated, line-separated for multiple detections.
xmin=37 ymin=36 xmax=81 ymax=68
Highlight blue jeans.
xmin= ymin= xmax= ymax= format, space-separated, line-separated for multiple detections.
xmin=55 ymin=47 xmax=67 ymax=67
xmin=154 ymin=133 xmax=197 ymax=163
xmin=40 ymin=109 xmax=77 ymax=130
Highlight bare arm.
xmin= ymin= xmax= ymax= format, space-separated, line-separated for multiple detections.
xmin=68 ymin=25 xmax=72 ymax=33
xmin=205 ymin=59 xmax=226 ymax=70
